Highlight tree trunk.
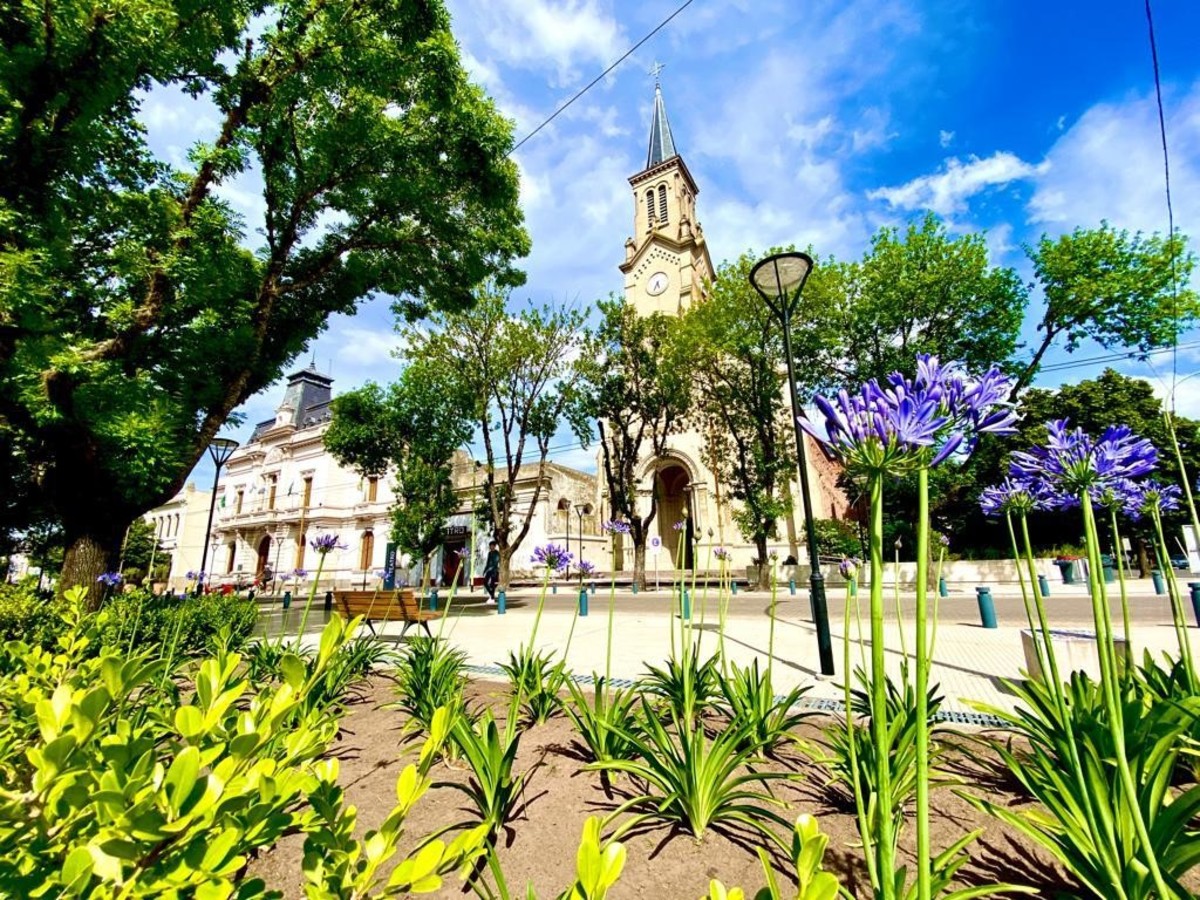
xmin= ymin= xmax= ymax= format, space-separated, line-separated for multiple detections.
xmin=1136 ymin=537 xmax=1152 ymax=579
xmin=755 ymin=535 xmax=770 ymax=590
xmin=59 ymin=519 xmax=127 ymax=608
xmin=499 ymin=548 xmax=512 ymax=591
xmin=633 ymin=540 xmax=647 ymax=591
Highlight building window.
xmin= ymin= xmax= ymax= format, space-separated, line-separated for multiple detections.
xmin=302 ymin=476 xmax=312 ymax=508
xmin=360 ymin=531 xmax=375 ymax=570
xmin=267 ymin=475 xmax=277 ymax=510
xmin=225 ymin=543 xmax=236 ymax=574
xmin=657 ymin=184 xmax=668 ymax=223
xmin=645 ymin=188 xmax=655 ymax=222
xmin=173 ymin=514 xmax=180 ymax=537
xmin=235 ymin=490 xmax=244 ymax=514
xmin=296 ymin=531 xmax=307 ymax=571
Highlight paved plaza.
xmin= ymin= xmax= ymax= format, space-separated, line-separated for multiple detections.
xmin=264 ymin=572 xmax=1200 ymax=720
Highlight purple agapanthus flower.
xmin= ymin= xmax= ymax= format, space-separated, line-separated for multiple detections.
xmin=310 ymin=534 xmax=348 ymax=555
xmin=1010 ymin=420 xmax=1158 ymax=499
xmin=713 ymin=546 xmax=731 ymax=562
xmin=577 ymin=560 xmax=596 ymax=577
xmin=96 ymin=572 xmax=123 ymax=587
xmin=979 ymin=476 xmax=1055 ymax=517
xmin=938 ymin=534 xmax=950 ymax=547
xmin=838 ymin=557 xmax=862 ymax=579
xmin=531 ymin=543 xmax=573 ymax=571
xmin=454 ymin=547 xmax=471 ymax=559
xmin=804 ymin=354 xmax=1016 ymax=475
xmin=292 ymin=568 xmax=308 ymax=579
xmin=1124 ymin=479 xmax=1182 ymax=520
xmin=601 ymin=519 xmax=631 ymax=534
xmin=671 ymin=520 xmax=686 ymax=531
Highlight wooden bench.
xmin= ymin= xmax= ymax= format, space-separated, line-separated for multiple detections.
xmin=333 ymin=588 xmax=441 ymax=638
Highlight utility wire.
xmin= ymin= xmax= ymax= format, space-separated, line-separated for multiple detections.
xmin=510 ymin=0 xmax=698 ymax=154
xmin=1145 ymin=0 xmax=1182 ymax=411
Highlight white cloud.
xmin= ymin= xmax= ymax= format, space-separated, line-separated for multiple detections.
xmin=868 ymin=152 xmax=1049 ymax=216
xmin=939 ymin=129 xmax=955 ymax=148
xmin=446 ymin=0 xmax=625 ymax=87
xmin=1027 ymin=81 xmax=1200 ymax=234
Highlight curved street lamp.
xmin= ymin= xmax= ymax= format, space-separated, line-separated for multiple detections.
xmin=749 ymin=251 xmax=835 ymax=677
xmin=199 ymin=436 xmax=240 ymax=590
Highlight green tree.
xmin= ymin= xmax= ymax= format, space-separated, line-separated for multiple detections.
xmin=403 ymin=288 xmax=589 ymax=588
xmin=679 ymin=250 xmax=819 ymax=587
xmin=804 ymin=213 xmax=1028 ymax=385
xmin=1016 ymin=224 xmax=1198 ymax=392
xmin=578 ymin=298 xmax=690 ymax=590
xmin=324 ymin=360 xmax=472 ymax=587
xmin=0 ymin=0 xmax=529 ymax=601
xmin=118 ymin=518 xmax=170 ymax=585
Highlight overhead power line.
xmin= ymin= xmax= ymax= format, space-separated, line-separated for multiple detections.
xmin=510 ymin=0 xmax=698 ymax=154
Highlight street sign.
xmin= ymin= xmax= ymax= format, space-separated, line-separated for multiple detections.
xmin=650 ymin=536 xmax=661 ymax=556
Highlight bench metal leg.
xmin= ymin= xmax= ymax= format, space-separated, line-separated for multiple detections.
xmin=400 ymin=620 xmax=413 ymax=640
xmin=365 ymin=618 xmax=377 ymax=637
xmin=421 ymin=620 xmax=433 ymax=639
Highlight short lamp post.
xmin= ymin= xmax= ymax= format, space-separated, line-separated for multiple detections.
xmin=199 ymin=437 xmax=240 ymax=591
xmin=749 ymin=251 xmax=835 ymax=677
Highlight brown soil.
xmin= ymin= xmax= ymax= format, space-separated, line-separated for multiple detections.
xmin=251 ymin=677 xmax=1090 ymax=899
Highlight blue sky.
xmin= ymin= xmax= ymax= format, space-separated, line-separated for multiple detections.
xmin=152 ymin=0 xmax=1200 ymax=485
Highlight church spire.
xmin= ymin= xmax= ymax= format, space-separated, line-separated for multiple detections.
xmin=645 ymin=64 xmax=677 ymax=168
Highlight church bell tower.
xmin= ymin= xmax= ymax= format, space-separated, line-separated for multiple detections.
xmin=619 ymin=71 xmax=713 ymax=317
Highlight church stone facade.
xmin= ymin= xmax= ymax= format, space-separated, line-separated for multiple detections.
xmin=608 ymin=79 xmax=850 ymax=574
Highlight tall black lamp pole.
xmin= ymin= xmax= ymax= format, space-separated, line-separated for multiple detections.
xmin=749 ymin=251 xmax=835 ymax=677
xmin=199 ymin=437 xmax=240 ymax=589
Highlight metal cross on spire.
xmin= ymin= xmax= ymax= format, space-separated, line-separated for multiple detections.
xmin=649 ymin=60 xmax=665 ymax=85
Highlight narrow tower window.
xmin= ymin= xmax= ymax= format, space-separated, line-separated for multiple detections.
xmin=657 ymin=184 xmax=668 ymax=224
xmin=645 ymin=189 xmax=655 ymax=222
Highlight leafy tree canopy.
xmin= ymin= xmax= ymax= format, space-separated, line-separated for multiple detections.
xmin=803 ymin=213 xmax=1028 ymax=385
xmin=402 ymin=287 xmax=589 ymax=584
xmin=325 ymin=360 xmax=472 ymax=562
xmin=1017 ymin=223 xmax=1198 ymax=391
xmin=0 ymin=0 xmax=529 ymax=593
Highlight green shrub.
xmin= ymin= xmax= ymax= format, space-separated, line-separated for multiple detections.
xmin=0 ymin=582 xmax=64 ymax=649
xmin=98 ymin=589 xmax=257 ymax=657
xmin=813 ymin=518 xmax=863 ymax=560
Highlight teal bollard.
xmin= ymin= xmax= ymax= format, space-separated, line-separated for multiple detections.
xmin=1037 ymin=574 xmax=1050 ymax=598
xmin=937 ymin=576 xmax=947 ymax=598
xmin=789 ymin=579 xmax=796 ymax=596
xmin=632 ymin=582 xmax=638 ymax=594
xmin=282 ymin=590 xmax=292 ymax=610
xmin=497 ymin=590 xmax=506 ymax=614
xmin=731 ymin=581 xmax=739 ymax=595
xmin=681 ymin=589 xmax=691 ymax=620
xmin=428 ymin=589 xmax=438 ymax=612
xmin=552 ymin=584 xmax=557 ymax=595
xmin=590 ymin=582 xmax=596 ymax=596
xmin=1188 ymin=583 xmax=1200 ymax=627
xmin=1152 ymin=570 xmax=1165 ymax=595
xmin=975 ymin=586 xmax=998 ymax=629
xmin=579 ymin=589 xmax=589 ymax=617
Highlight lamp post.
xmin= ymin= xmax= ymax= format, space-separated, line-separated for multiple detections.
xmin=199 ymin=437 xmax=239 ymax=590
xmin=575 ymin=503 xmax=587 ymax=570
xmin=749 ymin=251 xmax=835 ymax=676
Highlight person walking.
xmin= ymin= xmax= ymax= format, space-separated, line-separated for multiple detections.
xmin=483 ymin=540 xmax=500 ymax=605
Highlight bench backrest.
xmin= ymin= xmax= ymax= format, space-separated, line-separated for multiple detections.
xmin=336 ymin=589 xmax=417 ymax=619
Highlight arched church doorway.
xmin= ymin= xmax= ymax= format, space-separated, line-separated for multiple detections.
xmin=256 ymin=535 xmax=271 ymax=578
xmin=655 ymin=464 xmax=695 ymax=569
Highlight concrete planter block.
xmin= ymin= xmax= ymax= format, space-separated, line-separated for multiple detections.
xmin=1021 ymin=628 xmax=1128 ymax=682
